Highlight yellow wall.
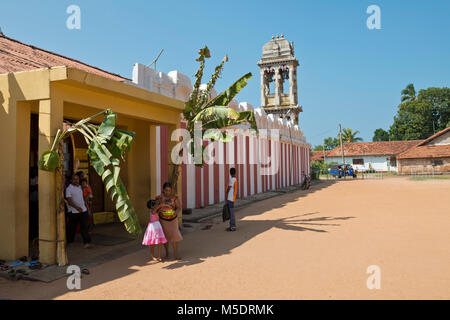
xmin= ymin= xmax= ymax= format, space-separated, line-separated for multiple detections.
xmin=0 ymin=67 xmax=183 ymax=263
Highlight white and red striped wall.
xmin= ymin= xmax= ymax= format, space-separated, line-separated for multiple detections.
xmin=154 ymin=108 xmax=310 ymax=209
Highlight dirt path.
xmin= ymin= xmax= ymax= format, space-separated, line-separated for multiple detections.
xmin=1 ymin=177 xmax=449 ymax=299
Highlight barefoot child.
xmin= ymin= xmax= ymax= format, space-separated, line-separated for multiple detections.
xmin=142 ymin=200 xmax=167 ymax=262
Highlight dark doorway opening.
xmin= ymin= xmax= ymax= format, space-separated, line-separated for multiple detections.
xmin=29 ymin=114 xmax=39 ymax=257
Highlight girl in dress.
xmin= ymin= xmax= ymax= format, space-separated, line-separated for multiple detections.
xmin=142 ymin=200 xmax=167 ymax=262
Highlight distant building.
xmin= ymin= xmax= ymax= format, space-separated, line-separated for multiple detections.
xmin=310 ymin=150 xmax=330 ymax=163
xmin=397 ymin=127 xmax=450 ymax=174
xmin=324 ymin=141 xmax=421 ymax=172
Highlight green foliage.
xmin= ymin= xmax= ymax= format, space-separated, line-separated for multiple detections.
xmin=86 ymin=113 xmax=141 ymax=235
xmin=313 ymin=145 xmax=325 ymax=151
xmin=323 ymin=137 xmax=340 ymax=150
xmin=341 ymin=128 xmax=363 ymax=143
xmin=311 ymin=160 xmax=338 ymax=179
xmin=389 ymin=100 xmax=434 ymax=140
xmin=372 ymin=128 xmax=389 ymax=141
xmin=38 ymin=150 xmax=60 ymax=172
xmin=182 ymin=46 xmax=257 ymax=166
xmin=38 ymin=110 xmax=141 ymax=235
xmin=401 ymin=83 xmax=416 ymax=102
xmin=389 ymin=86 xmax=449 ymax=140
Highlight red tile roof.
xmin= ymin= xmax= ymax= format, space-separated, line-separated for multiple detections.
xmin=416 ymin=126 xmax=450 ymax=147
xmin=310 ymin=150 xmax=330 ymax=162
xmin=326 ymin=140 xmax=422 ymax=157
xmin=0 ymin=34 xmax=129 ymax=81
xmin=397 ymin=145 xmax=450 ymax=159
xmin=397 ymin=127 xmax=450 ymax=159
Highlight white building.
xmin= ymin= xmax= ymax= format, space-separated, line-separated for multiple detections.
xmin=324 ymin=141 xmax=421 ymax=172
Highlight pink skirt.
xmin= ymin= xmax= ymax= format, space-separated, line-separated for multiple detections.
xmin=142 ymin=221 xmax=167 ymax=245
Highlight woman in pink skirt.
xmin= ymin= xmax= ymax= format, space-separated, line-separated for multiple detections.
xmin=142 ymin=200 xmax=167 ymax=262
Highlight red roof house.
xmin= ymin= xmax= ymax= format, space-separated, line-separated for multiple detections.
xmin=397 ymin=127 xmax=450 ymax=174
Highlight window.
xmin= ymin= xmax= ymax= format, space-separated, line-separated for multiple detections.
xmin=390 ymin=157 xmax=397 ymax=167
xmin=432 ymin=159 xmax=443 ymax=166
xmin=352 ymin=158 xmax=364 ymax=165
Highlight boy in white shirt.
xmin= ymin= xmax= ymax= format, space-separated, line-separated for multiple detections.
xmin=226 ymin=168 xmax=238 ymax=231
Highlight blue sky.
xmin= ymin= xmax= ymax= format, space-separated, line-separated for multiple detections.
xmin=1 ymin=0 xmax=449 ymax=146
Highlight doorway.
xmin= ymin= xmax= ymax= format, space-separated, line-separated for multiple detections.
xmin=29 ymin=114 xmax=39 ymax=257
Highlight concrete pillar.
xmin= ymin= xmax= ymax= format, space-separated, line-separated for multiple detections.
xmin=167 ymin=123 xmax=183 ymax=226
xmin=149 ymin=124 xmax=158 ymax=200
xmin=289 ymin=65 xmax=295 ymax=104
xmin=15 ymin=101 xmax=31 ymax=259
xmin=274 ymin=68 xmax=280 ymax=106
xmin=260 ymin=69 xmax=266 ymax=107
xmin=38 ymin=98 xmax=63 ymax=264
xmin=0 ymin=92 xmax=30 ymax=260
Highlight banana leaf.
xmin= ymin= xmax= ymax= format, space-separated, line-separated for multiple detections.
xmin=38 ymin=109 xmax=142 ymax=236
xmin=97 ymin=110 xmax=117 ymax=143
xmin=38 ymin=150 xmax=60 ymax=172
xmin=204 ymin=72 xmax=252 ymax=109
xmin=107 ymin=129 xmax=136 ymax=159
xmin=192 ymin=106 xmax=240 ymax=124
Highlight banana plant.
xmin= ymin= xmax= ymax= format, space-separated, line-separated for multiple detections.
xmin=39 ymin=109 xmax=142 ymax=236
xmin=170 ymin=46 xmax=258 ymax=186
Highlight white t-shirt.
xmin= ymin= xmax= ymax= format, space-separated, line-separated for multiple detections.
xmin=65 ymin=184 xmax=87 ymax=213
xmin=227 ymin=177 xmax=238 ymax=202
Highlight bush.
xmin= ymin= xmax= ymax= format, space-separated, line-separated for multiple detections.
xmin=311 ymin=161 xmax=338 ymax=179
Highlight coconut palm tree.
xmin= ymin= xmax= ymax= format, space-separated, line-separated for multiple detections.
xmin=169 ymin=46 xmax=258 ymax=186
xmin=341 ymin=128 xmax=363 ymax=143
xmin=401 ymin=83 xmax=416 ymax=102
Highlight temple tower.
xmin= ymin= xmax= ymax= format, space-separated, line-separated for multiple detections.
xmin=257 ymin=34 xmax=302 ymax=124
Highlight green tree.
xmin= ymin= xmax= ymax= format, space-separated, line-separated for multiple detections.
xmin=341 ymin=128 xmax=363 ymax=143
xmin=372 ymin=128 xmax=389 ymax=141
xmin=323 ymin=137 xmax=339 ymax=150
xmin=401 ymin=83 xmax=416 ymax=102
xmin=417 ymin=87 xmax=450 ymax=133
xmin=389 ymin=86 xmax=449 ymax=140
xmin=389 ymin=100 xmax=435 ymax=140
xmin=313 ymin=145 xmax=325 ymax=151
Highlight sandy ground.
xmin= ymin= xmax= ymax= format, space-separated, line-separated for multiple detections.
xmin=1 ymin=177 xmax=449 ymax=300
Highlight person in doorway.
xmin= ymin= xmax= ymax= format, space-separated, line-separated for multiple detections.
xmin=66 ymin=174 xmax=93 ymax=249
xmin=155 ymin=182 xmax=182 ymax=260
xmin=81 ymin=178 xmax=94 ymax=230
xmin=226 ymin=167 xmax=238 ymax=232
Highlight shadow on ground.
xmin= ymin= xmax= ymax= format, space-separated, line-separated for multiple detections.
xmin=0 ymin=180 xmax=355 ymax=299
xmin=163 ymin=180 xmax=354 ymax=270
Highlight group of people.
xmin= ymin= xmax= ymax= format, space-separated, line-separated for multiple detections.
xmin=63 ymin=167 xmax=239 ymax=261
xmin=142 ymin=168 xmax=239 ymax=262
xmin=65 ymin=172 xmax=94 ymax=249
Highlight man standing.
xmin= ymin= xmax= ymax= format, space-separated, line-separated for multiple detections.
xmin=66 ymin=174 xmax=92 ymax=248
xmin=226 ymin=168 xmax=238 ymax=232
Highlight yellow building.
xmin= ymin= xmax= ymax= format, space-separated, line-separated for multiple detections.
xmin=0 ymin=35 xmax=183 ymax=264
